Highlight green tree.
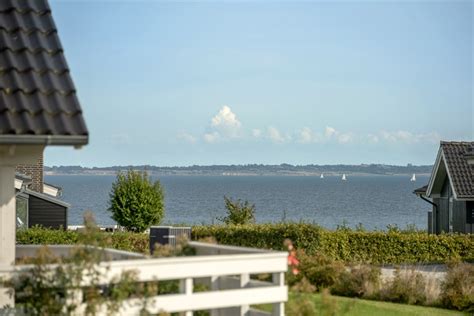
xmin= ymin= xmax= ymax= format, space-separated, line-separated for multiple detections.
xmin=109 ymin=170 xmax=164 ymax=232
xmin=218 ymin=196 xmax=256 ymax=225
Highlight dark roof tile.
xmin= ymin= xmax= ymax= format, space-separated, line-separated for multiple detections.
xmin=0 ymin=11 xmax=56 ymax=33
xmin=0 ymin=69 xmax=75 ymax=93
xmin=0 ymin=91 xmax=79 ymax=115
xmin=0 ymin=30 xmax=62 ymax=53
xmin=0 ymin=0 xmax=88 ymax=144
xmin=0 ymin=0 xmax=51 ymax=14
xmin=441 ymin=141 xmax=474 ymax=199
xmin=0 ymin=49 xmax=68 ymax=72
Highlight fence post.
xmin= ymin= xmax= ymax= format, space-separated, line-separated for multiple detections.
xmin=240 ymin=273 xmax=250 ymax=316
xmin=179 ymin=278 xmax=193 ymax=316
xmin=272 ymin=272 xmax=285 ymax=316
xmin=210 ymin=276 xmax=220 ymax=316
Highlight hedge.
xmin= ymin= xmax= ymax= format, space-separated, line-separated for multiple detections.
xmin=16 ymin=223 xmax=474 ymax=264
xmin=16 ymin=227 xmax=150 ymax=254
xmin=191 ymin=223 xmax=474 ymax=264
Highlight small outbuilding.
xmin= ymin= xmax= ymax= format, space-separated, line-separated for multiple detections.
xmin=414 ymin=141 xmax=474 ymax=234
xmin=15 ymin=173 xmax=69 ymax=230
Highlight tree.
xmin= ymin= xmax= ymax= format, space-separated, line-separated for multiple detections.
xmin=217 ymin=196 xmax=256 ymax=225
xmin=109 ymin=170 xmax=164 ymax=232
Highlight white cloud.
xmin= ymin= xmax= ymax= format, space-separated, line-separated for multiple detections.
xmin=325 ymin=126 xmax=337 ymax=138
xmin=203 ymin=131 xmax=220 ymax=143
xmin=367 ymin=134 xmax=379 ymax=143
xmin=252 ymin=129 xmax=262 ymax=138
xmin=177 ymin=131 xmax=197 ymax=144
xmin=337 ymin=133 xmax=354 ymax=144
xmin=210 ymin=105 xmax=242 ymax=138
xmin=267 ymin=126 xmax=290 ymax=143
xmin=379 ymin=130 xmax=440 ymax=144
xmin=416 ymin=132 xmax=441 ymax=144
xmin=297 ymin=127 xmax=322 ymax=144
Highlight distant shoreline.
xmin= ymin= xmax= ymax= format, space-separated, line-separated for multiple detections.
xmin=44 ymin=164 xmax=433 ymax=177
xmin=45 ymin=172 xmax=432 ymax=177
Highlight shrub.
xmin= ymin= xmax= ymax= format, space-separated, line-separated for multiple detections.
xmin=380 ymin=268 xmax=427 ymax=305
xmin=217 ymin=196 xmax=256 ymax=225
xmin=441 ymin=262 xmax=474 ymax=312
xmin=298 ymin=252 xmax=346 ymax=290
xmin=109 ymin=170 xmax=164 ymax=233
xmin=331 ymin=265 xmax=381 ymax=299
xmin=17 ymin=226 xmax=149 ymax=254
xmin=10 ymin=213 xmax=146 ymax=315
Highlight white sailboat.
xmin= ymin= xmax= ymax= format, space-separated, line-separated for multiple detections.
xmin=342 ymin=174 xmax=347 ymax=181
xmin=320 ymin=173 xmax=324 ymax=179
xmin=410 ymin=173 xmax=416 ymax=182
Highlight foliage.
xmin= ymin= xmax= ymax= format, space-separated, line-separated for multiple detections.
xmin=331 ymin=265 xmax=381 ymax=299
xmin=379 ymin=268 xmax=427 ymax=305
xmin=297 ymin=252 xmax=346 ymax=290
xmin=16 ymin=226 xmax=150 ymax=254
xmin=9 ymin=212 xmax=147 ymax=315
xmin=192 ymin=223 xmax=474 ymax=264
xmin=441 ymin=262 xmax=474 ymax=312
xmin=108 ymin=170 xmax=164 ymax=232
xmin=217 ymin=196 xmax=256 ymax=225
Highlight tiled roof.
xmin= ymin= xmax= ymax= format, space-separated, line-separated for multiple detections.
xmin=0 ymin=0 xmax=88 ymax=145
xmin=441 ymin=141 xmax=474 ymax=199
xmin=413 ymin=185 xmax=428 ymax=196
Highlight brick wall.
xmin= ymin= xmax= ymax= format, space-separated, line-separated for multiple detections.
xmin=16 ymin=153 xmax=43 ymax=193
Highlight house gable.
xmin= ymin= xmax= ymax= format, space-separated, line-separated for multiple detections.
xmin=427 ymin=142 xmax=474 ymax=201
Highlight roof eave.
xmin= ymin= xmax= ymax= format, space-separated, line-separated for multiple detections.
xmin=0 ymin=135 xmax=88 ymax=147
xmin=426 ymin=146 xmax=443 ymax=196
xmin=24 ymin=188 xmax=71 ymax=208
xmin=454 ymin=196 xmax=474 ymax=201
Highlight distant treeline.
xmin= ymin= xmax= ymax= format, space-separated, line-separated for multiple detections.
xmin=44 ymin=163 xmax=433 ymax=176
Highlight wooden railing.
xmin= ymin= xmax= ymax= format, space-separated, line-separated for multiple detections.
xmin=1 ymin=242 xmax=288 ymax=315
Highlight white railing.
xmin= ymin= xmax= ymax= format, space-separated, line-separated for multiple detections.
xmin=2 ymin=242 xmax=288 ymax=316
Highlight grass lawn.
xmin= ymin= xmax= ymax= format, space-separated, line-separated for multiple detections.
xmin=256 ymin=292 xmax=467 ymax=316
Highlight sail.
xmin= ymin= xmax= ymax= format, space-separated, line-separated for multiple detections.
xmin=320 ymin=173 xmax=324 ymax=179
xmin=342 ymin=174 xmax=346 ymax=181
xmin=410 ymin=174 xmax=416 ymax=182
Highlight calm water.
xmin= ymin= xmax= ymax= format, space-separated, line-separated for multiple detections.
xmin=45 ymin=175 xmax=430 ymax=230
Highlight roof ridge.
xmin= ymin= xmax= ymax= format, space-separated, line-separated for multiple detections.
xmin=440 ymin=141 xmax=473 ymax=145
xmin=0 ymin=67 xmax=69 ymax=76
xmin=0 ymin=47 xmax=63 ymax=56
xmin=0 ymin=88 xmax=75 ymax=96
xmin=0 ymin=26 xmax=56 ymax=36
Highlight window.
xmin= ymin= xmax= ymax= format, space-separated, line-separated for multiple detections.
xmin=16 ymin=195 xmax=28 ymax=229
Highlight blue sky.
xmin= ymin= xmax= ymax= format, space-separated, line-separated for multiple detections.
xmin=45 ymin=0 xmax=472 ymax=167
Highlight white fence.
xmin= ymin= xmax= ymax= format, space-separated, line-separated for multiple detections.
xmin=1 ymin=242 xmax=288 ymax=316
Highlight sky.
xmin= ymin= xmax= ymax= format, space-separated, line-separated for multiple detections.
xmin=45 ymin=0 xmax=473 ymax=167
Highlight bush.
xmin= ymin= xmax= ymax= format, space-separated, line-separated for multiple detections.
xmin=331 ymin=265 xmax=381 ymax=299
xmin=11 ymin=214 xmax=146 ymax=315
xmin=380 ymin=268 xmax=427 ymax=305
xmin=109 ymin=170 xmax=164 ymax=233
xmin=298 ymin=252 xmax=346 ymax=290
xmin=17 ymin=227 xmax=149 ymax=254
xmin=441 ymin=262 xmax=474 ymax=312
xmin=217 ymin=196 xmax=256 ymax=225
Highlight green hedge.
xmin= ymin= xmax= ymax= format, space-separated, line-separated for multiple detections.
xmin=17 ymin=224 xmax=474 ymax=263
xmin=16 ymin=227 xmax=150 ymax=254
xmin=191 ymin=223 xmax=474 ymax=264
